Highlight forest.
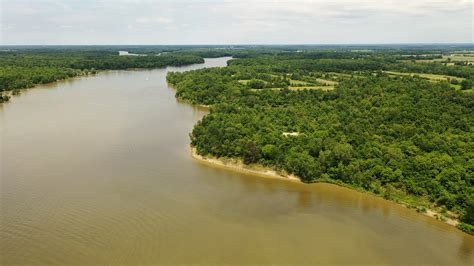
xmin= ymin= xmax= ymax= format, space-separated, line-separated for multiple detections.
xmin=167 ymin=47 xmax=474 ymax=233
xmin=0 ymin=47 xmax=205 ymax=100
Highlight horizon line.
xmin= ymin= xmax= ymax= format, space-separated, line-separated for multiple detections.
xmin=1 ymin=43 xmax=474 ymax=47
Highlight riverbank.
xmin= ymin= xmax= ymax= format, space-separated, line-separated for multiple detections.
xmin=176 ymin=97 xmax=210 ymax=110
xmin=0 ymin=56 xmax=211 ymax=103
xmin=190 ymin=147 xmax=463 ymax=229
xmin=0 ymin=70 xmax=98 ymax=102
xmin=191 ymin=147 xmax=300 ymax=183
xmin=167 ymin=83 xmax=211 ymax=110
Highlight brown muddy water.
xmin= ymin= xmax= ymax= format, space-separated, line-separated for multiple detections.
xmin=1 ymin=57 xmax=473 ymax=264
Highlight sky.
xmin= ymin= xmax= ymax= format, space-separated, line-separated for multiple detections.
xmin=1 ymin=0 xmax=473 ymax=45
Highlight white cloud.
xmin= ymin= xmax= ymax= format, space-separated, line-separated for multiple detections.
xmin=0 ymin=24 xmax=15 ymax=31
xmin=1 ymin=0 xmax=472 ymax=44
xmin=136 ymin=17 xmax=172 ymax=24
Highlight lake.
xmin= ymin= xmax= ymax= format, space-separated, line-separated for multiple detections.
xmin=1 ymin=57 xmax=473 ymax=264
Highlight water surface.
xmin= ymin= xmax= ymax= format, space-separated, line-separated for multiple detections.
xmin=1 ymin=57 xmax=473 ymax=264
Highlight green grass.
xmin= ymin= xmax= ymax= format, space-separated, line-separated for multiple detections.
xmin=250 ymin=86 xmax=335 ymax=91
xmin=383 ymin=71 xmax=474 ymax=91
xmin=238 ymin=79 xmax=251 ymax=85
xmin=384 ymin=71 xmax=464 ymax=82
xmin=414 ymin=54 xmax=474 ymax=64
xmin=457 ymin=223 xmax=474 ymax=235
xmin=315 ymin=78 xmax=338 ymax=85
xmin=289 ymin=86 xmax=334 ymax=91
xmin=444 ymin=54 xmax=474 ymax=63
xmin=289 ymin=79 xmax=311 ymax=85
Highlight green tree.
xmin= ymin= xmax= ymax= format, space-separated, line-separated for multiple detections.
xmin=242 ymin=141 xmax=261 ymax=164
xmin=262 ymin=144 xmax=280 ymax=160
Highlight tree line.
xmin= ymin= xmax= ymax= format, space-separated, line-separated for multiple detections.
xmin=0 ymin=49 xmax=205 ymax=101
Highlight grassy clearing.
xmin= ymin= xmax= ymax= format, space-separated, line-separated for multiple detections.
xmin=289 ymin=86 xmax=335 ymax=91
xmin=415 ymin=54 xmax=474 ymax=64
xmin=328 ymin=72 xmax=352 ymax=78
xmin=250 ymin=86 xmax=334 ymax=92
xmin=291 ymin=78 xmax=338 ymax=86
xmin=289 ymin=79 xmax=311 ymax=85
xmin=444 ymin=54 xmax=474 ymax=63
xmin=316 ymin=78 xmax=338 ymax=85
xmin=414 ymin=60 xmax=437 ymax=63
xmin=238 ymin=79 xmax=251 ymax=85
xmin=383 ymin=71 xmax=469 ymax=91
xmin=384 ymin=71 xmax=464 ymax=82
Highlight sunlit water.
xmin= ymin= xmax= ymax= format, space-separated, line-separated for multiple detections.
xmin=1 ymin=57 xmax=473 ymax=264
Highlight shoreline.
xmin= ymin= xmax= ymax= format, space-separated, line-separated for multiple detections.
xmin=2 ymin=60 xmax=211 ymax=102
xmin=191 ymin=147 xmax=300 ymax=183
xmin=175 ymin=97 xmax=210 ymax=110
xmin=190 ymin=147 xmax=462 ymax=229
xmin=167 ymin=82 xmax=211 ymax=110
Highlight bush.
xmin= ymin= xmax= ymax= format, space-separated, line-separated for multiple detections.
xmin=457 ymin=223 xmax=474 ymax=235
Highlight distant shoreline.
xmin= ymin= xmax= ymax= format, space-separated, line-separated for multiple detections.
xmin=1 ymin=59 xmax=213 ymax=102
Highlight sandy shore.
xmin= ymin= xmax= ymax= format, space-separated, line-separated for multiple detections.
xmin=190 ymin=147 xmax=301 ymax=183
xmin=425 ymin=210 xmax=459 ymax=226
xmin=190 ymin=147 xmax=462 ymax=227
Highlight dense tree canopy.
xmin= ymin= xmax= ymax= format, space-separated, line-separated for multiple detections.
xmin=167 ymin=51 xmax=474 ymax=230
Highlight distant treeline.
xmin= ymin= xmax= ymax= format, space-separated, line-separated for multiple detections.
xmin=228 ymin=55 xmax=474 ymax=78
xmin=0 ymin=49 xmax=206 ymax=102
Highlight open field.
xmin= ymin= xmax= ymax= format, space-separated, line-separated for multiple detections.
xmin=289 ymin=85 xmax=335 ymax=91
xmin=250 ymin=85 xmax=335 ymax=92
xmin=383 ymin=71 xmax=464 ymax=82
xmin=315 ymin=78 xmax=338 ymax=85
xmin=415 ymin=54 xmax=474 ymax=64
xmin=444 ymin=54 xmax=474 ymax=63
xmin=241 ymin=78 xmax=336 ymax=91
xmin=238 ymin=79 xmax=251 ymax=85
xmin=290 ymin=79 xmax=313 ymax=85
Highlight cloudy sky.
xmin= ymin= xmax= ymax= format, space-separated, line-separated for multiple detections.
xmin=1 ymin=0 xmax=472 ymax=45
